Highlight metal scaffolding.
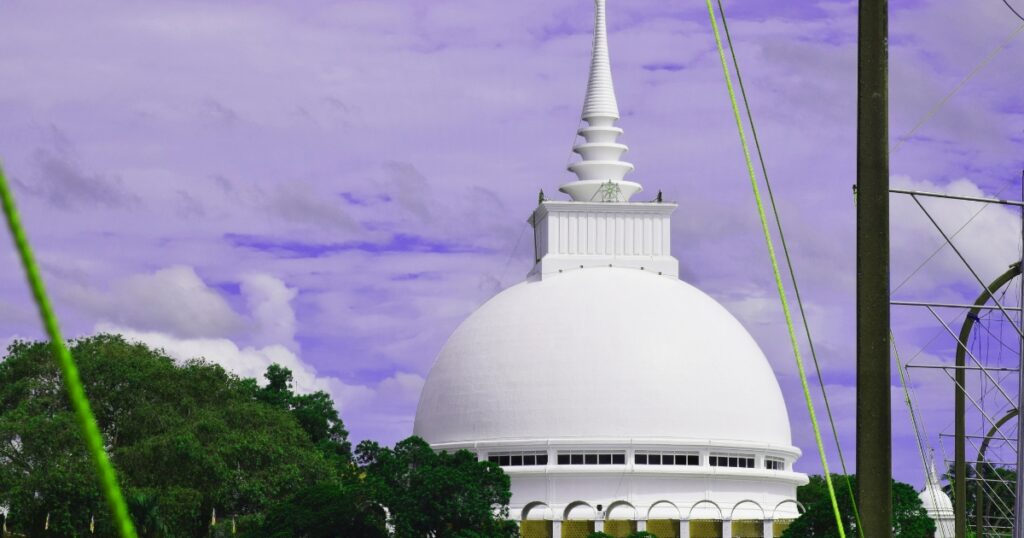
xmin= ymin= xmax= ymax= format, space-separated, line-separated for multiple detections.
xmin=891 ymin=184 xmax=1024 ymax=538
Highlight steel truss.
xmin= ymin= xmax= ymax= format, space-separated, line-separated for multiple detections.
xmin=890 ymin=182 xmax=1024 ymax=538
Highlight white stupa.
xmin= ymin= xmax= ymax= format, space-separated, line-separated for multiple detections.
xmin=414 ymin=1 xmax=808 ymax=537
xmin=919 ymin=455 xmax=955 ymax=538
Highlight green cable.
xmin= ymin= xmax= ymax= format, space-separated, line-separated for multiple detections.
xmin=0 ymin=163 xmax=138 ymax=538
xmin=704 ymin=3 xmax=847 ymax=536
xmin=713 ymin=2 xmax=863 ymax=534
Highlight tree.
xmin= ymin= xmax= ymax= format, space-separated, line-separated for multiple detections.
xmin=0 ymin=335 xmax=338 ymax=537
xmin=256 ymin=482 xmax=388 ymax=538
xmin=255 ymin=364 xmax=352 ymax=464
xmin=356 ymin=436 xmax=517 ymax=538
xmin=781 ymin=474 xmax=935 ymax=538
xmin=0 ymin=335 xmax=512 ymax=537
xmin=127 ymin=490 xmax=170 ymax=538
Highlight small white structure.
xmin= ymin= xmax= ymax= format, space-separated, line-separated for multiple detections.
xmin=414 ymin=1 xmax=808 ymax=537
xmin=919 ymin=458 xmax=955 ymax=538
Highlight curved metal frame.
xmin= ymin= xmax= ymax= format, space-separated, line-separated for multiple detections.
xmin=976 ymin=408 xmax=1019 ymax=536
xmin=956 ymin=261 xmax=1021 ymax=536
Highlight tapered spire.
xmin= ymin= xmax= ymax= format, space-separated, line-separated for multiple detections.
xmin=561 ymin=0 xmax=642 ymax=203
xmin=581 ymin=0 xmax=619 ymax=121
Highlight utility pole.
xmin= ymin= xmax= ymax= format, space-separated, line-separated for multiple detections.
xmin=1014 ymin=177 xmax=1024 ymax=538
xmin=856 ymin=1 xmax=892 ymax=537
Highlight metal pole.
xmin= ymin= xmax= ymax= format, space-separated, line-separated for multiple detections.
xmin=1014 ymin=178 xmax=1024 ymax=538
xmin=954 ymin=262 xmax=1021 ymax=537
xmin=856 ymin=1 xmax=891 ymax=537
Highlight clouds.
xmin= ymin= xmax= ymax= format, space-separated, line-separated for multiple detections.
xmin=891 ymin=175 xmax=1022 ymax=295
xmin=0 ymin=0 xmax=1022 ymax=487
xmin=91 ymin=266 xmax=427 ymax=432
xmin=241 ymin=273 xmax=299 ymax=349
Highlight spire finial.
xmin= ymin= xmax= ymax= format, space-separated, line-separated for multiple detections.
xmin=582 ymin=0 xmax=619 ymax=121
xmin=560 ymin=0 xmax=643 ymax=203
xmin=928 ymin=448 xmax=940 ymax=484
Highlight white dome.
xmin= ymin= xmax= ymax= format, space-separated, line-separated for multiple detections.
xmin=414 ymin=267 xmax=793 ymax=447
xmin=919 ymin=486 xmax=954 ymax=515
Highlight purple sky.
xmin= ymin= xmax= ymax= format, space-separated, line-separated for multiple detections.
xmin=2 ymin=0 xmax=1024 ymax=489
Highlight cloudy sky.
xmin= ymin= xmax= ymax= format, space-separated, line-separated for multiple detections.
xmin=2 ymin=0 xmax=1024 ymax=488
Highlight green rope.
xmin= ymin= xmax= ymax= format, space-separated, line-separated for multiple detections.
xmin=704 ymin=3 xmax=847 ymax=536
xmin=713 ymin=2 xmax=863 ymax=534
xmin=0 ymin=163 xmax=138 ymax=538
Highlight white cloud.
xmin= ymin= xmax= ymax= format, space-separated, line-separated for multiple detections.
xmin=99 ymin=323 xmax=375 ymax=412
xmin=891 ymin=176 xmax=1021 ymax=296
xmin=377 ymin=371 xmax=426 ymax=407
xmin=89 ymin=267 xmax=425 ymax=426
xmin=69 ymin=265 xmax=243 ymax=339
xmin=241 ymin=273 xmax=298 ymax=350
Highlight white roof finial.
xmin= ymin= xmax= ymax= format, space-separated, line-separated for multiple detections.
xmin=560 ymin=0 xmax=643 ymax=203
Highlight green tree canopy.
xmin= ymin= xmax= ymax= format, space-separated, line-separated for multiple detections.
xmin=0 ymin=334 xmax=341 ymax=537
xmin=254 ymin=363 xmax=352 ymax=464
xmin=355 ymin=436 xmax=517 ymax=538
xmin=782 ymin=474 xmax=935 ymax=538
xmin=256 ymin=482 xmax=388 ymax=538
xmin=0 ymin=334 xmax=514 ymax=537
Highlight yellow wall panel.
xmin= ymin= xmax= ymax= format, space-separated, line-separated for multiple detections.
xmin=647 ymin=519 xmax=680 ymax=538
xmin=732 ymin=520 xmax=764 ymax=537
xmin=604 ymin=520 xmax=636 ymax=537
xmin=521 ymin=520 xmax=553 ymax=538
xmin=562 ymin=520 xmax=595 ymax=538
xmin=690 ymin=519 xmax=724 ymax=538
xmin=772 ymin=520 xmax=794 ymax=538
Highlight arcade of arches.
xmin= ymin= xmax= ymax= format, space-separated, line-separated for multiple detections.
xmin=519 ymin=501 xmax=795 ymax=538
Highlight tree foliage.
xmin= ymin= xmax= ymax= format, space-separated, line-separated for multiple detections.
xmin=256 ymin=482 xmax=388 ymax=538
xmin=254 ymin=363 xmax=352 ymax=464
xmin=0 ymin=335 xmax=340 ymax=536
xmin=0 ymin=334 xmax=515 ymax=537
xmin=354 ymin=436 xmax=517 ymax=538
xmin=781 ymin=474 xmax=935 ymax=538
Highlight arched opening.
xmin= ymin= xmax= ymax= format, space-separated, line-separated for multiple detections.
xmin=731 ymin=500 xmax=765 ymax=538
xmin=770 ymin=500 xmax=804 ymax=538
xmin=521 ymin=502 xmax=554 ymax=538
xmin=689 ymin=501 xmax=724 ymax=538
xmin=562 ymin=502 xmax=596 ymax=538
xmin=647 ymin=501 xmax=681 ymax=538
xmin=604 ymin=502 xmax=637 ymax=537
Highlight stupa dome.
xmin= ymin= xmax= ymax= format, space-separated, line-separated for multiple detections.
xmin=414 ymin=267 xmax=793 ymax=449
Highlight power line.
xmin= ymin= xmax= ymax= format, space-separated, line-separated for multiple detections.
xmin=1003 ymin=0 xmax=1024 ymax=22
xmin=892 ymin=21 xmax=1024 ymax=154
xmin=706 ymin=2 xmax=850 ymax=536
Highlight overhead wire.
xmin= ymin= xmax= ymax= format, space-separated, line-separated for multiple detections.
xmin=1003 ymin=0 xmax=1024 ymax=22
xmin=498 ymin=222 xmax=530 ymax=286
xmin=891 ymin=331 xmax=947 ymax=522
xmin=891 ymin=182 xmax=1014 ymax=296
xmin=712 ymin=1 xmax=862 ymax=534
xmin=891 ymin=21 xmax=1024 ymax=154
xmin=704 ymin=3 xmax=848 ymax=536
